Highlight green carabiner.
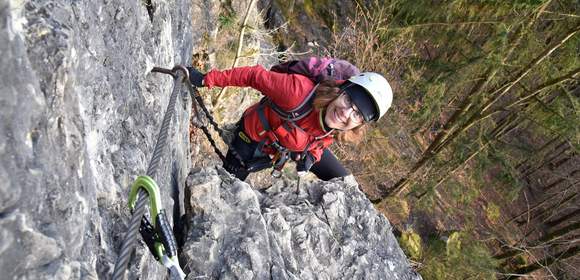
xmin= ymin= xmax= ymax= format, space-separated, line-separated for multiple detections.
xmin=128 ymin=176 xmax=164 ymax=258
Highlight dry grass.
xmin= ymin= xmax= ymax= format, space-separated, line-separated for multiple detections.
xmin=324 ymin=1 xmax=428 ymax=215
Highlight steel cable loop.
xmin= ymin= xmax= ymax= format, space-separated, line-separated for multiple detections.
xmin=113 ymin=68 xmax=185 ymax=280
xmin=171 ymin=65 xmax=190 ymax=83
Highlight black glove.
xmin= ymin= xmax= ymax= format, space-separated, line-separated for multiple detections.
xmin=187 ymin=67 xmax=205 ymax=87
xmin=296 ymin=152 xmax=315 ymax=175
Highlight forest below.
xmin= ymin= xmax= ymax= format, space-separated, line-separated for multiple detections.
xmin=201 ymin=0 xmax=579 ymax=279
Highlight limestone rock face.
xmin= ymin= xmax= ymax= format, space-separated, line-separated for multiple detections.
xmin=181 ymin=167 xmax=422 ymax=280
xmin=0 ymin=0 xmax=197 ymax=278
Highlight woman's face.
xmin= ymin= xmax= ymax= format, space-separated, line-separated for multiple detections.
xmin=324 ymin=93 xmax=365 ymax=130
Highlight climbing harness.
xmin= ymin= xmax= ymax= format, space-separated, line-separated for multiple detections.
xmin=251 ymin=84 xmax=336 ymax=176
xmin=188 ymin=68 xmax=331 ymax=178
xmin=113 ymin=65 xmax=190 ymax=280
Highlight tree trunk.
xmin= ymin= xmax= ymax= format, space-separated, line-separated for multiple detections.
xmin=545 ymin=208 xmax=580 ymax=229
xmin=549 ymin=156 xmax=573 ymax=171
xmin=522 ymin=140 xmax=569 ymax=177
xmin=507 ymin=184 xmax=576 ymax=224
xmin=517 ymin=136 xmax=560 ymax=174
xmin=496 ymin=221 xmax=580 ymax=260
xmin=476 ymin=66 xmax=580 ymax=127
xmin=501 ymin=245 xmax=579 ymax=279
xmin=480 ymin=26 xmax=580 ymax=113
xmin=522 ymin=207 xmax=580 ymax=240
xmin=534 ymin=192 xmax=579 ymax=224
xmin=413 ymin=113 xmax=518 ymax=200
xmin=540 ymin=220 xmax=580 ymax=243
xmin=212 ymin=0 xmax=258 ymax=106
xmin=543 ymin=178 xmax=565 ymax=192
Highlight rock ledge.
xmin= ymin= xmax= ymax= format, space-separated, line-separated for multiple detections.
xmin=181 ymin=167 xmax=422 ymax=280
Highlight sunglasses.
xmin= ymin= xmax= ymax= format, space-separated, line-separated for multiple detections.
xmin=338 ymin=92 xmax=365 ymax=124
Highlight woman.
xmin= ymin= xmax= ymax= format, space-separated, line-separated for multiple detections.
xmin=187 ymin=64 xmax=392 ymax=181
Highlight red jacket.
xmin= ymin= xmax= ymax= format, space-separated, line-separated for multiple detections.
xmin=204 ymin=65 xmax=334 ymax=162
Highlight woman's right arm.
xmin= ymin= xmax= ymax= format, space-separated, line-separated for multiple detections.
xmin=203 ymin=65 xmax=315 ymax=110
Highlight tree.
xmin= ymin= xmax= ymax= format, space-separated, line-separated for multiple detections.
xmin=500 ymin=245 xmax=579 ymax=279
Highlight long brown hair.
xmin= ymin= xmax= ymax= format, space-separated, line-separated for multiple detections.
xmin=312 ymin=80 xmax=367 ymax=144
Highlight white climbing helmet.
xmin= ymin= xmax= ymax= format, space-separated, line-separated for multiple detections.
xmin=347 ymin=72 xmax=393 ymax=121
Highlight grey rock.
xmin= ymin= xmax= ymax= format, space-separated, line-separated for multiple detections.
xmin=181 ymin=167 xmax=422 ymax=280
xmin=1 ymin=0 xmax=198 ymax=278
xmin=0 ymin=213 xmax=62 ymax=275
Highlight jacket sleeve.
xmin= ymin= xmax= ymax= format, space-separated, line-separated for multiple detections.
xmin=203 ymin=65 xmax=315 ymax=110
xmin=308 ymin=138 xmax=334 ymax=162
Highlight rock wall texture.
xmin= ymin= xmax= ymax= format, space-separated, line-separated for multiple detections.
xmin=181 ymin=167 xmax=422 ymax=280
xmin=0 ymin=0 xmax=195 ymax=278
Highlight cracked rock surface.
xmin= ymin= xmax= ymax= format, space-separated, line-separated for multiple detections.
xmin=1 ymin=0 xmax=195 ymax=278
xmin=181 ymin=167 xmax=422 ymax=280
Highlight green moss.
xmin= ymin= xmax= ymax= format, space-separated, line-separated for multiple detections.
xmin=446 ymin=232 xmax=462 ymax=257
xmin=448 ymin=179 xmax=479 ymax=207
xmin=421 ymin=232 xmax=498 ymax=280
xmin=399 ymin=229 xmax=423 ymax=260
xmin=303 ymin=0 xmax=335 ymax=30
xmin=273 ymin=0 xmax=296 ymax=23
xmin=381 ymin=196 xmax=410 ymax=222
xmin=485 ymin=202 xmax=501 ymax=224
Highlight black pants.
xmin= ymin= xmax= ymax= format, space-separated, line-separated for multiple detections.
xmin=223 ymin=123 xmax=349 ymax=181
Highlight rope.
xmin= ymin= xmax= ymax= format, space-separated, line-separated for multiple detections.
xmin=112 ymin=66 xmax=188 ymax=280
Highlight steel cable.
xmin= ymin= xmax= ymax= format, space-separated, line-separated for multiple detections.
xmin=112 ymin=67 xmax=186 ymax=280
xmin=113 ymin=65 xmax=248 ymax=279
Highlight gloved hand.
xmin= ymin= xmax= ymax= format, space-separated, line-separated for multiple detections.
xmin=295 ymin=152 xmax=315 ymax=176
xmin=186 ymin=67 xmax=205 ymax=87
